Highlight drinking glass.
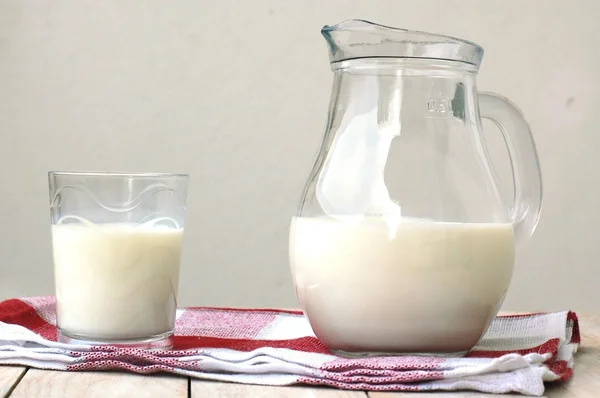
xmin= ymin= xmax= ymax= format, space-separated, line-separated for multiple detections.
xmin=48 ymin=172 xmax=189 ymax=349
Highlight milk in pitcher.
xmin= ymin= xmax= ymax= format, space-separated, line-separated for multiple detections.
xmin=289 ymin=216 xmax=515 ymax=354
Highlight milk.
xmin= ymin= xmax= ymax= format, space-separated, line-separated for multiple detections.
xmin=289 ymin=216 xmax=515 ymax=354
xmin=52 ymin=223 xmax=184 ymax=340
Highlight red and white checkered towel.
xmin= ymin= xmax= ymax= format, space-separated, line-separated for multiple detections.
xmin=0 ymin=297 xmax=579 ymax=396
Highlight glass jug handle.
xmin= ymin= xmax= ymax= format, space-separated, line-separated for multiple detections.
xmin=478 ymin=92 xmax=543 ymax=243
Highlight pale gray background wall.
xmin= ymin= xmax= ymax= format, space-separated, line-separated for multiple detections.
xmin=0 ymin=0 xmax=598 ymax=311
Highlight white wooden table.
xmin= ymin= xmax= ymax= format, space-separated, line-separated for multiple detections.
xmin=1 ymin=314 xmax=598 ymax=398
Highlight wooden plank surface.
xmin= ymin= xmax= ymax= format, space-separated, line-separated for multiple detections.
xmin=191 ymin=381 xmax=367 ymax=397
xmin=8 ymin=369 xmax=188 ymax=398
xmin=369 ymin=394 xmax=524 ymax=397
xmin=0 ymin=366 xmax=26 ymax=397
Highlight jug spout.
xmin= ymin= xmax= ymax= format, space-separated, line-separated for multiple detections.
xmin=321 ymin=20 xmax=484 ymax=68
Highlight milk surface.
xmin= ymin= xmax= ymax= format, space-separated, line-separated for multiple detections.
xmin=52 ymin=223 xmax=183 ymax=339
xmin=289 ymin=216 xmax=515 ymax=353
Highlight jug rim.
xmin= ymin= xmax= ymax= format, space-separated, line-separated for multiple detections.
xmin=322 ymin=19 xmax=484 ymax=68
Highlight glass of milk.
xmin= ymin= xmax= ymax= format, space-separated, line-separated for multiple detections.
xmin=48 ymin=171 xmax=188 ymax=349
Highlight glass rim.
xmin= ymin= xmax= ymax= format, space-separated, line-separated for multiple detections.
xmin=48 ymin=171 xmax=189 ymax=178
xmin=322 ymin=19 xmax=484 ymax=67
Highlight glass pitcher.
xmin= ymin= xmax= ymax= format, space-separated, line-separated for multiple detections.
xmin=289 ymin=20 xmax=542 ymax=357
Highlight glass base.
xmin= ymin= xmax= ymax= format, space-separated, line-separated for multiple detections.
xmin=57 ymin=329 xmax=174 ymax=350
xmin=330 ymin=349 xmax=469 ymax=358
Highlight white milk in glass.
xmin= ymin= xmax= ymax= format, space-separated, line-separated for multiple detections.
xmin=289 ymin=216 xmax=515 ymax=353
xmin=52 ymin=223 xmax=183 ymax=339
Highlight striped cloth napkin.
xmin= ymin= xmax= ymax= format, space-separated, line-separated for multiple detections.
xmin=0 ymin=297 xmax=579 ymax=396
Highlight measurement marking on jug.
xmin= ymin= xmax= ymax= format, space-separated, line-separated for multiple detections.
xmin=427 ymin=99 xmax=453 ymax=113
